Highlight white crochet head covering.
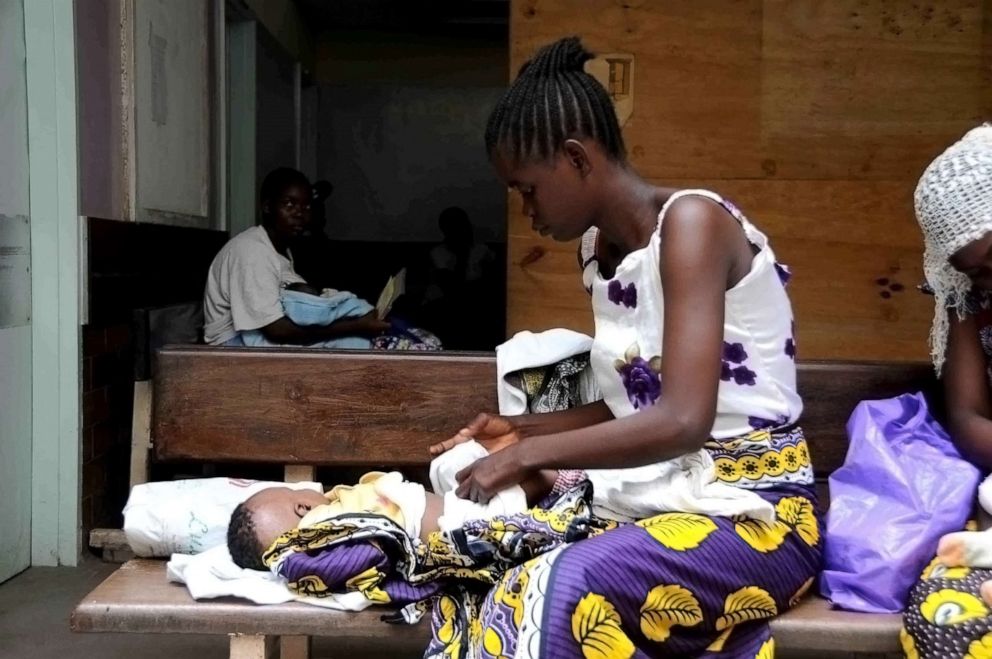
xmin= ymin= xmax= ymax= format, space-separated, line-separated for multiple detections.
xmin=915 ymin=124 xmax=992 ymax=374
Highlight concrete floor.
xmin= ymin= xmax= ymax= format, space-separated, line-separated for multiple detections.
xmin=0 ymin=559 xmax=420 ymax=659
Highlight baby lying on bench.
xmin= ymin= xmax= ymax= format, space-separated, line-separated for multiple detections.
xmin=226 ymin=441 xmax=556 ymax=572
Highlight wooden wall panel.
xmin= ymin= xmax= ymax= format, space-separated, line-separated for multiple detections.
xmin=508 ymin=0 xmax=992 ymax=361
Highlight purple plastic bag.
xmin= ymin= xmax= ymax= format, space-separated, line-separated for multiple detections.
xmin=819 ymin=392 xmax=980 ymax=613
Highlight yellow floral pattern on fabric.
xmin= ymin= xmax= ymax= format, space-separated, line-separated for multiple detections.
xmin=921 ymin=590 xmax=989 ymax=626
xmin=775 ymin=497 xmax=819 ymax=547
xmin=571 ymin=593 xmax=636 ymax=659
xmin=710 ymin=432 xmax=813 ymax=489
xmin=639 ymin=584 xmax=703 ymax=642
xmin=436 ymin=594 xmax=465 ymax=659
xmin=901 ymin=627 xmax=920 ymax=659
xmin=343 ymin=567 xmax=390 ymax=603
xmin=494 ymin=568 xmax=530 ymax=629
xmin=289 ymin=574 xmax=330 ymax=597
xmin=264 ymin=520 xmax=360 ymax=567
xmin=966 ymin=631 xmax=992 ymax=659
xmin=706 ymin=626 xmax=733 ymax=653
xmin=734 ymin=517 xmax=791 ymax=553
xmin=468 ymin=617 xmax=483 ymax=649
xmin=530 ymin=507 xmax=572 ymax=533
xmin=437 ymin=594 xmax=459 ymax=643
xmin=717 ymin=587 xmax=778 ymax=631
xmin=483 ymin=627 xmax=511 ymax=659
xmin=921 ymin=556 xmax=971 ymax=580
xmin=789 ymin=577 xmax=815 ymax=608
xmin=755 ymin=637 xmax=775 ymax=659
xmin=637 ymin=513 xmax=718 ymax=551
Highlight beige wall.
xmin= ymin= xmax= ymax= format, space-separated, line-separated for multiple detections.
xmin=507 ymin=0 xmax=992 ymax=361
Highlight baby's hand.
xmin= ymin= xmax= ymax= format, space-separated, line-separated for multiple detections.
xmin=430 ymin=413 xmax=520 ymax=457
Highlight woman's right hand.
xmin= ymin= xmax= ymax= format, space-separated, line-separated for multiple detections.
xmin=352 ymin=312 xmax=392 ymax=336
xmin=430 ymin=413 xmax=521 ymax=457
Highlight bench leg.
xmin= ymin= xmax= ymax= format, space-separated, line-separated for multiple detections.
xmin=229 ymin=634 xmax=276 ymax=659
xmin=280 ymin=635 xmax=311 ymax=659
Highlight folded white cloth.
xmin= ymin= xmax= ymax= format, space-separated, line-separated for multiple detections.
xmin=429 ymin=440 xmax=528 ymax=532
xmin=167 ymin=544 xmax=371 ymax=610
xmin=587 ymin=451 xmax=775 ymax=523
xmin=496 ymin=329 xmax=599 ymax=416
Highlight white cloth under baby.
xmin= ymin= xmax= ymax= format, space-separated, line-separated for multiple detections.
xmin=496 ymin=328 xmax=600 ymax=416
xmin=167 ymin=544 xmax=370 ymax=610
xmin=429 ymin=440 xmax=528 ymax=532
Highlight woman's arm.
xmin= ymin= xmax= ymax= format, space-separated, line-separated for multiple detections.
xmin=261 ymin=313 xmax=391 ymax=345
xmin=514 ymin=400 xmax=615 ymax=437
xmin=429 ymin=402 xmax=615 ymax=457
xmin=944 ymin=309 xmax=992 ymax=470
xmin=455 ymin=198 xmax=739 ymax=500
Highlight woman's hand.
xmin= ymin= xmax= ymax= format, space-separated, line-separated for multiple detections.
xmin=454 ymin=445 xmax=529 ymax=503
xmin=352 ymin=312 xmax=392 ymax=336
xmin=430 ymin=413 xmax=521 ymax=457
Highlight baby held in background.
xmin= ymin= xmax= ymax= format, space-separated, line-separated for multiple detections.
xmin=226 ymin=437 xmax=558 ymax=571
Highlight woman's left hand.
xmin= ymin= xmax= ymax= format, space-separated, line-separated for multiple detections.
xmin=455 ymin=445 xmax=529 ymax=503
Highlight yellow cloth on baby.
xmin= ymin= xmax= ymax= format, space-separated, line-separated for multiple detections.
xmin=298 ymin=471 xmax=406 ymax=530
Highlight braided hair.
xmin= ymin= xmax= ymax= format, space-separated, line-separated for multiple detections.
xmin=485 ymin=36 xmax=625 ymax=164
xmin=227 ymin=502 xmax=266 ymax=571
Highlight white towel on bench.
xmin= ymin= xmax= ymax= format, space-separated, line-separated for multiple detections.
xmin=167 ymin=544 xmax=370 ymax=610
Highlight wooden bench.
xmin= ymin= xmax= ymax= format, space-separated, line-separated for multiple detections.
xmin=72 ymin=346 xmax=938 ymax=658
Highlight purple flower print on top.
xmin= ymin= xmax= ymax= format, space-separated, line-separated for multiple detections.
xmin=720 ymin=340 xmax=756 ymax=385
xmin=731 ymin=365 xmax=757 ymax=386
xmin=775 ymin=263 xmax=792 ymax=286
xmin=614 ymin=343 xmax=662 ymax=410
xmin=722 ymin=341 xmax=748 ymax=364
xmin=607 ymin=280 xmax=638 ymax=309
xmin=720 ymin=361 xmax=733 ymax=382
xmin=785 ymin=319 xmax=797 ymax=360
xmin=622 ymin=283 xmax=637 ymax=308
xmin=607 ymin=280 xmax=623 ymax=305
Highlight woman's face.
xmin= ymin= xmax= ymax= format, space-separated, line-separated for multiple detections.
xmin=491 ymin=148 xmax=595 ymax=243
xmin=950 ymin=230 xmax=992 ymax=290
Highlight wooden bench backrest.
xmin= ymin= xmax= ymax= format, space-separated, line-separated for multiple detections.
xmin=152 ymin=346 xmax=938 ymax=476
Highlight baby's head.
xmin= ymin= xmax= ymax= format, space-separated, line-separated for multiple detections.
xmin=284 ymin=282 xmax=321 ymax=296
xmin=227 ymin=487 xmax=327 ymax=570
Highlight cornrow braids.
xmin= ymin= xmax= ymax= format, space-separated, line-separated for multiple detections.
xmin=227 ymin=502 xmax=266 ymax=571
xmin=485 ymin=36 xmax=626 ymax=164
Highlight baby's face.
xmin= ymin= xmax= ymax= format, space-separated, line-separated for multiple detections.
xmin=246 ymin=487 xmax=328 ymax=551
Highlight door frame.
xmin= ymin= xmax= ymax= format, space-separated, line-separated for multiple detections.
xmin=24 ymin=0 xmax=81 ymax=566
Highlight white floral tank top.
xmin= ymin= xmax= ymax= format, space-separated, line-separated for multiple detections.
xmin=581 ymin=189 xmax=802 ymax=440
